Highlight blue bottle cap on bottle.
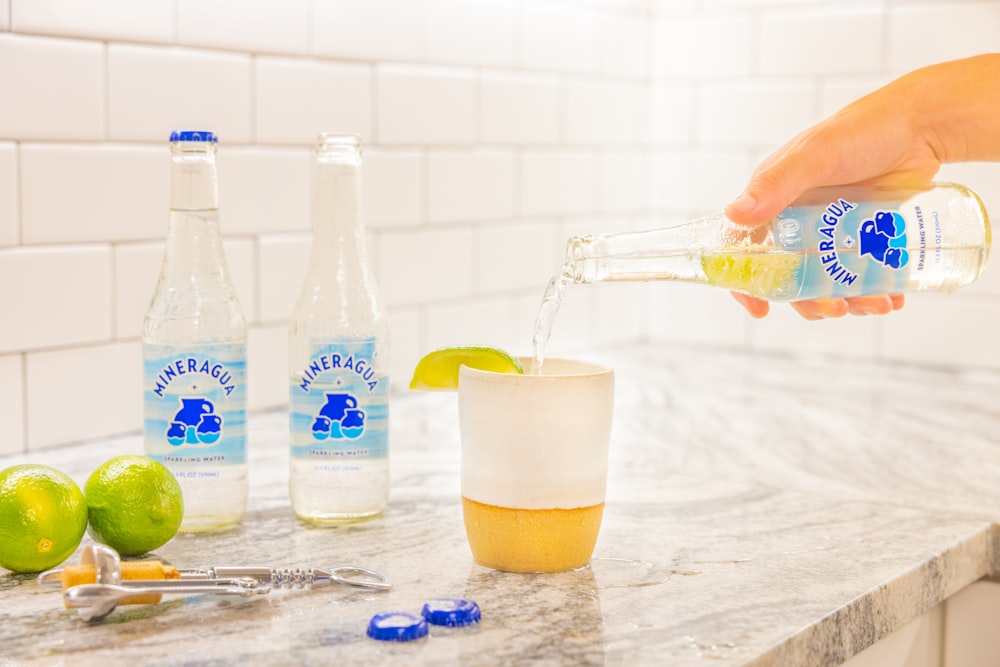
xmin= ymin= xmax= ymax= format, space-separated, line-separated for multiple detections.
xmin=366 ymin=612 xmax=429 ymax=642
xmin=420 ymin=598 xmax=482 ymax=627
xmin=169 ymin=130 xmax=218 ymax=143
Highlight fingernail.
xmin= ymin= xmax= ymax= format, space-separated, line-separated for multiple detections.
xmin=729 ymin=192 xmax=757 ymax=214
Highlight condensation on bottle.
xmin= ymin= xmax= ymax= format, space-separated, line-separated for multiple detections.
xmin=142 ymin=130 xmax=249 ymax=533
xmin=288 ymin=133 xmax=390 ymax=524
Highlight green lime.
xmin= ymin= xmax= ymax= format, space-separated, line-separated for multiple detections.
xmin=409 ymin=346 xmax=524 ymax=391
xmin=0 ymin=464 xmax=88 ymax=573
xmin=701 ymin=249 xmax=801 ymax=299
xmin=84 ymin=455 xmax=184 ymax=557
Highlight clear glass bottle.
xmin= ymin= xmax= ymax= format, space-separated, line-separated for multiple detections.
xmin=288 ymin=133 xmax=390 ymax=524
xmin=143 ymin=130 xmax=248 ymax=533
xmin=532 ymin=182 xmax=991 ymax=372
xmin=565 ymin=182 xmax=990 ymax=300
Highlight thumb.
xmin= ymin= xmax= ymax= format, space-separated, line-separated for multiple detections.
xmin=724 ymin=169 xmax=807 ymax=227
xmin=725 ymin=134 xmax=834 ymax=226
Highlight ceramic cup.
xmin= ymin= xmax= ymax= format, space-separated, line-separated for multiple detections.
xmin=458 ymin=358 xmax=614 ymax=573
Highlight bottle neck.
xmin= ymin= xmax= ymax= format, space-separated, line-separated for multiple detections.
xmin=163 ymin=142 xmax=226 ymax=275
xmin=564 ymin=212 xmax=737 ymax=285
xmin=308 ymin=136 xmax=369 ymax=272
xmin=313 ymin=156 xmax=364 ymax=244
xmin=170 ymin=143 xmax=219 ymax=212
xmin=291 ymin=135 xmax=381 ymax=333
xmin=145 ymin=135 xmax=245 ymax=341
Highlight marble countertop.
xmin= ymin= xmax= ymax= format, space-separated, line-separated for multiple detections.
xmin=2 ymin=343 xmax=1000 ymax=666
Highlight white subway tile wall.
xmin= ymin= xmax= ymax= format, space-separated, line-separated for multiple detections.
xmin=247 ymin=325 xmax=288 ymax=411
xmin=480 ymin=71 xmax=562 ymax=144
xmin=888 ymin=2 xmax=1000 ymax=72
xmin=114 ymin=242 xmax=164 ymax=339
xmin=25 ymin=342 xmax=141 ymax=449
xmin=425 ymin=296 xmax=521 ymax=354
xmin=697 ymin=82 xmax=818 ymax=147
xmin=216 ymin=147 xmax=312 ymax=235
xmin=376 ymin=65 xmax=478 ymax=145
xmin=0 ymin=355 xmax=24 ymax=456
xmin=1 ymin=246 xmax=112 ymax=353
xmin=107 ymin=45 xmax=252 ymax=142
xmin=427 ymin=149 xmax=515 ymax=223
xmin=386 ymin=307 xmax=421 ymax=390
xmin=521 ymin=4 xmax=599 ymax=74
xmin=2 ymin=0 xmax=999 ymax=452
xmin=177 ymin=0 xmax=310 ymax=55
xmin=477 ymin=221 xmax=559 ymax=293
xmin=363 ymin=149 xmax=424 ymax=227
xmin=12 ymin=0 xmax=173 ymax=43
xmin=758 ymin=8 xmax=883 ymax=76
xmin=378 ymin=227 xmax=477 ymax=306
xmin=20 ymin=144 xmax=167 ymax=243
xmin=424 ymin=0 xmax=516 ymax=69
xmin=312 ymin=0 xmax=424 ymax=63
xmin=520 ymin=150 xmax=598 ymax=216
xmin=255 ymin=58 xmax=372 ymax=144
xmin=653 ymin=14 xmax=753 ymax=79
xmin=0 ymin=34 xmax=104 ymax=140
xmin=0 ymin=143 xmax=16 ymax=247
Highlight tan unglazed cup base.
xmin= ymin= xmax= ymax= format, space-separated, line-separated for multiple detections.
xmin=459 ymin=357 xmax=614 ymax=573
xmin=462 ymin=497 xmax=605 ymax=573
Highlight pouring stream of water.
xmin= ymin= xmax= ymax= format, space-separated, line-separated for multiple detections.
xmin=530 ymin=263 xmax=574 ymax=375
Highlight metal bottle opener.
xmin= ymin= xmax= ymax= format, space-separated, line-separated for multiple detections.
xmin=38 ymin=544 xmax=391 ymax=622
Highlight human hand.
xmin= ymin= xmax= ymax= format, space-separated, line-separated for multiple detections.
xmin=722 ymin=55 xmax=1000 ymax=319
xmin=729 ymin=292 xmax=905 ymax=320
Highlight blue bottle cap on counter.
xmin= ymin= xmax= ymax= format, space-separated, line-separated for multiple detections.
xmin=366 ymin=612 xmax=429 ymax=642
xmin=169 ymin=130 xmax=218 ymax=143
xmin=420 ymin=598 xmax=482 ymax=627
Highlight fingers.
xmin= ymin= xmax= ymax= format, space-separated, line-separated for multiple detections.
xmin=791 ymin=299 xmax=849 ymax=320
xmin=731 ymin=292 xmax=905 ymax=320
xmin=730 ymin=291 xmax=770 ymax=318
xmin=845 ymin=294 xmax=905 ymax=316
xmin=792 ymin=294 xmax=905 ymax=320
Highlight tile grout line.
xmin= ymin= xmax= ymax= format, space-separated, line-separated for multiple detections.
xmin=13 ymin=138 xmax=27 ymax=452
xmin=103 ymin=41 xmax=110 ymax=140
xmin=18 ymin=351 xmax=26 ymax=453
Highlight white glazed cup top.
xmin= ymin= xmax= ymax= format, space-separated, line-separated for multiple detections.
xmin=458 ymin=358 xmax=614 ymax=510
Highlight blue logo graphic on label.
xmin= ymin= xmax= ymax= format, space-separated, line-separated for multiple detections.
xmin=290 ymin=338 xmax=388 ymax=461
xmin=311 ymin=392 xmax=366 ymax=440
xmin=859 ymin=211 xmax=909 ymax=269
xmin=143 ymin=343 xmax=247 ymax=465
xmin=167 ymin=397 xmax=223 ymax=446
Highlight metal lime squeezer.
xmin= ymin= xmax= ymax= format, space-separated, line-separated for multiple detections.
xmin=38 ymin=544 xmax=391 ymax=622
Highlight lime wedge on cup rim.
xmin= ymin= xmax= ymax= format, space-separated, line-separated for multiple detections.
xmin=409 ymin=346 xmax=524 ymax=390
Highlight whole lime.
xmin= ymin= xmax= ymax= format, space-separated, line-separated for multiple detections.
xmin=84 ymin=455 xmax=184 ymax=557
xmin=0 ymin=464 xmax=88 ymax=573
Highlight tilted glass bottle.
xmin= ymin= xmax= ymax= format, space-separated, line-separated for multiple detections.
xmin=143 ymin=130 xmax=248 ymax=533
xmin=565 ymin=182 xmax=991 ymax=301
xmin=288 ymin=133 xmax=390 ymax=524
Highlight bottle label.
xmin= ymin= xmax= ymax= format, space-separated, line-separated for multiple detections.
xmin=773 ymin=195 xmax=935 ymax=299
xmin=143 ymin=343 xmax=247 ymax=467
xmin=289 ymin=338 xmax=389 ymax=462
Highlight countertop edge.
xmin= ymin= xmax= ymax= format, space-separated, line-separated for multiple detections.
xmin=749 ymin=522 xmax=997 ymax=666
